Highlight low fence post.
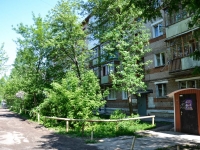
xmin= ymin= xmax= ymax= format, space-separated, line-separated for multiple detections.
xmin=91 ymin=122 xmax=94 ymax=141
xmin=91 ymin=130 xmax=94 ymax=141
xmin=37 ymin=113 xmax=40 ymax=123
xmin=116 ymin=121 xmax=119 ymax=131
xmin=66 ymin=121 xmax=69 ymax=132
xmin=152 ymin=116 xmax=155 ymax=125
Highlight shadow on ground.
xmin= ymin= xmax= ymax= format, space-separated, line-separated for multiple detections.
xmin=35 ymin=133 xmax=99 ymax=150
xmin=0 ymin=108 xmax=26 ymax=121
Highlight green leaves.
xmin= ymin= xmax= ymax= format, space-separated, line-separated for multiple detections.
xmin=84 ymin=0 xmax=151 ymax=114
xmin=39 ymin=71 xmax=106 ymax=119
xmin=0 ymin=43 xmax=8 ymax=75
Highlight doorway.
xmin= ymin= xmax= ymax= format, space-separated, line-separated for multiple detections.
xmin=137 ymin=94 xmax=147 ymax=116
xmin=180 ymin=94 xmax=198 ymax=134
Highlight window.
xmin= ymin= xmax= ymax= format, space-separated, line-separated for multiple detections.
xmin=100 ymin=44 xmax=105 ymax=62
xmin=156 ymin=84 xmax=167 ymax=97
xmin=93 ymin=67 xmax=99 ymax=77
xmin=92 ymin=46 xmax=99 ymax=58
xmin=152 ymin=21 xmax=163 ymax=38
xmin=153 ymin=23 xmax=163 ymax=37
xmin=108 ymin=89 xmax=116 ymax=100
xmin=154 ymin=0 xmax=162 ymax=8
xmin=154 ymin=53 xmax=165 ymax=67
xmin=101 ymin=63 xmax=114 ymax=76
xmin=122 ymin=91 xmax=128 ymax=100
xmin=165 ymin=9 xmax=189 ymax=26
xmin=179 ymin=80 xmax=196 ymax=89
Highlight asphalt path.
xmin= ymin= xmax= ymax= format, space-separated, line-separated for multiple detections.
xmin=0 ymin=108 xmax=98 ymax=150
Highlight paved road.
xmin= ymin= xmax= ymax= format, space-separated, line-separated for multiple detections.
xmin=0 ymin=108 xmax=98 ymax=150
xmin=2 ymin=108 xmax=200 ymax=150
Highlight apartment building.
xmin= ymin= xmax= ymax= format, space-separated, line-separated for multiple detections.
xmin=86 ymin=7 xmax=200 ymax=117
xmin=145 ymin=8 xmax=200 ymax=117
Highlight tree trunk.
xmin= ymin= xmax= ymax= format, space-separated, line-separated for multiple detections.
xmin=128 ymin=92 xmax=133 ymax=114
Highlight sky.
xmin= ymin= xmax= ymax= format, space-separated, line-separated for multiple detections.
xmin=0 ymin=0 xmax=60 ymax=76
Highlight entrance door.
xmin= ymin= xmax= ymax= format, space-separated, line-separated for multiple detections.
xmin=180 ymin=94 xmax=198 ymax=134
xmin=137 ymin=94 xmax=147 ymax=116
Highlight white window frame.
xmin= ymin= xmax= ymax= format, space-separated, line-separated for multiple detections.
xmin=154 ymin=81 xmax=167 ymax=98
xmin=108 ymin=89 xmax=116 ymax=100
xmin=176 ymin=77 xmax=200 ymax=89
xmin=179 ymin=80 xmax=196 ymax=89
xmin=154 ymin=53 xmax=165 ymax=67
xmin=156 ymin=83 xmax=167 ymax=97
xmin=151 ymin=20 xmax=163 ymax=38
xmin=122 ymin=91 xmax=128 ymax=100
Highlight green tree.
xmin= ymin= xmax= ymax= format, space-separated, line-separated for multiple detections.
xmin=12 ymin=15 xmax=49 ymax=108
xmin=0 ymin=43 xmax=8 ymax=75
xmin=38 ymin=0 xmax=106 ymax=119
xmin=83 ymin=0 xmax=151 ymax=114
xmin=39 ymin=70 xmax=106 ymax=119
xmin=46 ymin=0 xmax=87 ymax=80
xmin=0 ymin=76 xmax=7 ymax=100
xmin=5 ymin=0 xmax=106 ymax=120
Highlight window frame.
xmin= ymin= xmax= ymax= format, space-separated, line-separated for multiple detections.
xmin=156 ymin=83 xmax=167 ymax=98
xmin=107 ymin=89 xmax=116 ymax=100
xmin=154 ymin=53 xmax=165 ymax=67
xmin=151 ymin=20 xmax=163 ymax=38
xmin=179 ymin=80 xmax=196 ymax=89
xmin=122 ymin=91 xmax=128 ymax=100
xmin=101 ymin=62 xmax=114 ymax=76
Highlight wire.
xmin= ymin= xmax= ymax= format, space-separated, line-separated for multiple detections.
xmin=40 ymin=0 xmax=55 ymax=7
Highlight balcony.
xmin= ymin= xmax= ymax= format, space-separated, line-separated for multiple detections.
xmin=89 ymin=58 xmax=99 ymax=67
xmin=100 ymin=52 xmax=119 ymax=63
xmin=169 ymin=57 xmax=200 ymax=73
xmin=101 ymin=75 xmax=112 ymax=84
xmin=166 ymin=17 xmax=191 ymax=38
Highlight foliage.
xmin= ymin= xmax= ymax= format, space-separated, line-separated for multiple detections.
xmin=4 ymin=0 xmax=102 ymax=128
xmin=39 ymin=71 xmax=106 ymax=120
xmin=0 ymin=43 xmax=8 ymax=76
xmin=0 ymin=76 xmax=7 ymax=99
xmin=110 ymin=110 xmax=126 ymax=119
xmin=83 ymin=0 xmax=151 ymax=113
xmin=45 ymin=0 xmax=87 ymax=80
xmin=47 ymin=110 xmax=154 ymax=138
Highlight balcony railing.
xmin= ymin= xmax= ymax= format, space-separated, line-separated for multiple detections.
xmin=101 ymin=75 xmax=112 ymax=84
xmin=169 ymin=57 xmax=200 ymax=73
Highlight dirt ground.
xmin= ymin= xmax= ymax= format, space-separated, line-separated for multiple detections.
xmin=0 ymin=108 xmax=99 ymax=150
